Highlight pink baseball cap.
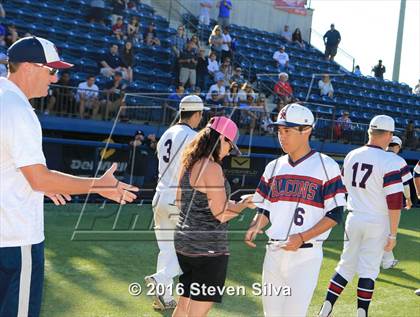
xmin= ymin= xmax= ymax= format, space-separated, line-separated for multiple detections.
xmin=208 ymin=116 xmax=241 ymax=155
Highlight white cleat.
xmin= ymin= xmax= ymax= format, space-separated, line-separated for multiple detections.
xmin=357 ymin=308 xmax=367 ymax=317
xmin=319 ymin=301 xmax=332 ymax=317
xmin=415 ymin=289 xmax=420 ymax=296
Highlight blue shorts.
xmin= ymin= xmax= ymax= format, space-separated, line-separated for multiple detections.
xmin=0 ymin=241 xmax=44 ymax=317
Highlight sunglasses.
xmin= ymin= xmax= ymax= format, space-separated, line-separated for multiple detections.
xmin=34 ymin=63 xmax=59 ymax=75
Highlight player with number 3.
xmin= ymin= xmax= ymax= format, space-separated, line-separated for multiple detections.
xmin=145 ymin=95 xmax=209 ymax=310
xmin=244 ymin=104 xmax=347 ymax=316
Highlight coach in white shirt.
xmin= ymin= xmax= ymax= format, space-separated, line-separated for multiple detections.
xmin=0 ymin=37 xmax=138 ymax=317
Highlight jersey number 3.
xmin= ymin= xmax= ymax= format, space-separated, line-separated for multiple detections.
xmin=351 ymin=162 xmax=373 ymax=188
xmin=162 ymin=139 xmax=172 ymax=163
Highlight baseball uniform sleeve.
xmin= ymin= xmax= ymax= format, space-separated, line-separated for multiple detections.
xmin=3 ymin=103 xmax=46 ymax=168
xmin=383 ymin=158 xmax=404 ymax=209
xmin=253 ymin=161 xmax=276 ymax=210
xmin=414 ymin=161 xmax=420 ymax=178
xmin=400 ymin=164 xmax=412 ymax=185
xmin=322 ymin=159 xmax=347 ymax=213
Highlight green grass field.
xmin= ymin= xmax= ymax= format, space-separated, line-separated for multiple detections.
xmin=40 ymin=204 xmax=420 ymax=317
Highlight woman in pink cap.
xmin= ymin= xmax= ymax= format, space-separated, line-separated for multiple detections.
xmin=172 ymin=116 xmax=255 ymax=317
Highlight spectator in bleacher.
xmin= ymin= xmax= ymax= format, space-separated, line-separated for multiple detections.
xmin=102 ymin=71 xmax=127 ymax=120
xmin=372 ymin=59 xmax=386 ymax=79
xmin=238 ymin=82 xmax=256 ymax=102
xmin=46 ymin=71 xmax=75 ymax=115
xmin=5 ymin=24 xmax=19 ymax=47
xmin=272 ymin=45 xmax=289 ymax=72
xmin=221 ymin=26 xmax=232 ymax=62
xmin=87 ymin=0 xmax=106 ymax=24
xmin=190 ymin=34 xmax=201 ymax=54
xmin=127 ymin=0 xmax=140 ymax=11
xmin=335 ymin=111 xmax=352 ymax=143
xmin=354 ymin=65 xmax=362 ymax=76
xmin=127 ymin=16 xmax=142 ymax=44
xmin=209 ymin=25 xmax=224 ymax=62
xmin=112 ymin=17 xmax=127 ymax=41
xmin=220 ymin=57 xmax=232 ymax=86
xmin=323 ymin=23 xmax=341 ymax=61
xmin=144 ymin=22 xmax=161 ymax=46
xmin=171 ymin=25 xmax=187 ymax=59
xmin=196 ymin=48 xmax=208 ymax=90
xmin=280 ymin=25 xmax=292 ymax=43
xmin=231 ymin=66 xmax=245 ymax=86
xmin=403 ymin=120 xmax=417 ymax=148
xmin=225 ymin=81 xmax=240 ymax=107
xmin=179 ymin=40 xmax=198 ymax=89
xmin=318 ymin=74 xmax=334 ymax=98
xmin=217 ymin=0 xmax=232 ymax=27
xmin=254 ymin=94 xmax=269 ymax=130
xmin=167 ymin=85 xmax=185 ymax=108
xmin=207 ymin=74 xmax=226 ymax=102
xmin=292 ymin=28 xmax=305 ymax=48
xmin=199 ymin=0 xmax=214 ymax=26
xmin=414 ymin=79 xmax=420 ymax=96
xmin=121 ymin=41 xmax=134 ymax=82
xmin=76 ymin=75 xmax=100 ymax=119
xmin=274 ymin=72 xmax=293 ymax=105
xmin=207 ymin=51 xmax=220 ymax=83
xmin=0 ymin=52 xmax=8 ymax=77
xmin=100 ymin=44 xmax=128 ymax=79
xmin=111 ymin=0 xmax=126 ymax=25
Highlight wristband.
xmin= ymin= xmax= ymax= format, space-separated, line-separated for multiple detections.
xmin=388 ymin=234 xmax=397 ymax=240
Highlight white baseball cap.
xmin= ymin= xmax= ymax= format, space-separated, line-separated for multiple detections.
xmin=270 ymin=103 xmax=315 ymax=127
xmin=7 ymin=36 xmax=73 ymax=68
xmin=390 ymin=136 xmax=402 ymax=147
xmin=179 ymin=95 xmax=210 ymax=112
xmin=369 ymin=115 xmax=395 ymax=132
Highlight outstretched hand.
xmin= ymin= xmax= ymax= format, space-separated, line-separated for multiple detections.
xmin=97 ymin=163 xmax=139 ymax=204
xmin=45 ymin=193 xmax=72 ymax=206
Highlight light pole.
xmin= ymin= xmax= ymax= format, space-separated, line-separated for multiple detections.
xmin=392 ymin=0 xmax=406 ymax=82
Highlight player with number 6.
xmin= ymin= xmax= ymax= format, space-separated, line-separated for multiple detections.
xmin=244 ymin=104 xmax=347 ymax=317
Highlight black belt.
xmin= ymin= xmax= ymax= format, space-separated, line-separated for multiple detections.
xmin=268 ymin=239 xmax=313 ymax=248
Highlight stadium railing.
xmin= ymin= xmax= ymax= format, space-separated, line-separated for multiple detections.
xmin=33 ymin=84 xmax=381 ymax=146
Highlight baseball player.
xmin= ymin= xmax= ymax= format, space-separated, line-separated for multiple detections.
xmin=0 ymin=37 xmax=138 ymax=317
xmin=244 ymin=104 xmax=347 ymax=317
xmin=145 ymin=95 xmax=209 ymax=310
xmin=319 ymin=115 xmax=404 ymax=317
xmin=381 ymin=136 xmax=413 ymax=269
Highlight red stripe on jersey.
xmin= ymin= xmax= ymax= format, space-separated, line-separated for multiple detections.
xmin=255 ymin=189 xmax=324 ymax=208
xmin=386 ymin=192 xmax=403 ymax=210
xmin=324 ymin=175 xmax=342 ymax=187
xmin=324 ymin=188 xmax=347 ymax=200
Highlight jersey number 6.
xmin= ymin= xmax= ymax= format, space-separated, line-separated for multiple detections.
xmin=294 ymin=207 xmax=305 ymax=226
xmin=351 ymin=162 xmax=373 ymax=188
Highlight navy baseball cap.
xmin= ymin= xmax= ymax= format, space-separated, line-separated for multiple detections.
xmin=7 ymin=36 xmax=73 ymax=69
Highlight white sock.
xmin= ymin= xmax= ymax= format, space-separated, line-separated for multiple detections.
xmin=319 ymin=301 xmax=332 ymax=317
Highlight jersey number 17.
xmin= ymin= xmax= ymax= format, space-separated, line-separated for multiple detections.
xmin=351 ymin=162 xmax=373 ymax=188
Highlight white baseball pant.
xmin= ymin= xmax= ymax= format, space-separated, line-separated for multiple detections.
xmin=151 ymin=192 xmax=181 ymax=292
xmin=336 ymin=211 xmax=389 ymax=281
xmin=262 ymin=243 xmax=323 ymax=317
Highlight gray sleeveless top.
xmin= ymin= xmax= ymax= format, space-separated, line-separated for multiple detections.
xmin=174 ymin=170 xmax=230 ymax=256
